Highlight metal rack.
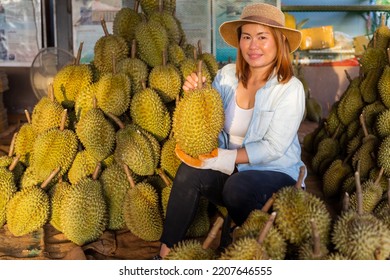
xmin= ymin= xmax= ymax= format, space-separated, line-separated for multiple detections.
xmin=282 ymin=5 xmax=390 ymax=12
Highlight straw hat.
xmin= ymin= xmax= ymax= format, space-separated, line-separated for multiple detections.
xmin=219 ymin=3 xmax=302 ymax=52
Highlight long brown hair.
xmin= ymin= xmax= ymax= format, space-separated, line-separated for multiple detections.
xmin=235 ymin=25 xmax=294 ymax=88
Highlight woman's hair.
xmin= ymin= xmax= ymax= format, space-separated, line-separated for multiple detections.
xmin=235 ymin=25 xmax=294 ymax=88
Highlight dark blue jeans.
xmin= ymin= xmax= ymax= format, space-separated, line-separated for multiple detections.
xmin=160 ymin=163 xmax=296 ymax=248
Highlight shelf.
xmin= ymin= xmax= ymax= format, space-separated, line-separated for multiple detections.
xmin=281 ymin=5 xmax=390 ymax=12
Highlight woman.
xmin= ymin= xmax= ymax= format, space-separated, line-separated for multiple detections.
xmin=157 ymin=3 xmax=305 ymax=259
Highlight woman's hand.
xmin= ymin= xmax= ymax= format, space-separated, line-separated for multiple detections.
xmin=182 ymin=72 xmax=207 ymax=91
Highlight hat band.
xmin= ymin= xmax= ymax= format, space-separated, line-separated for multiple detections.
xmin=241 ymin=15 xmax=283 ymax=28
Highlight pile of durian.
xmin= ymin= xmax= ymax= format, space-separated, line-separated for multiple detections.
xmin=302 ymin=15 xmax=390 ymax=259
xmin=1 ymin=0 xmax=389 ymax=260
xmin=0 ymin=0 xmax=221 ymax=247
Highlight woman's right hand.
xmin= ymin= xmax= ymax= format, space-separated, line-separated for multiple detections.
xmin=182 ymin=72 xmax=207 ymax=92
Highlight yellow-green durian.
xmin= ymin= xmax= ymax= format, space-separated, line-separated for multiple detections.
xmin=129 ymin=85 xmax=171 ymax=141
xmin=95 ymin=71 xmax=131 ymax=116
xmin=117 ymin=40 xmax=149 ymax=94
xmin=76 ymin=107 xmax=116 ymax=161
xmin=148 ymin=60 xmax=182 ymax=103
xmin=52 ymin=43 xmax=93 ymax=108
xmin=172 ymin=67 xmax=224 ymax=157
xmin=100 ymin=162 xmax=131 ymax=230
xmin=378 ymin=65 xmax=390 ymax=108
xmin=164 ymin=239 xmax=218 ymax=260
xmin=322 ymin=159 xmax=353 ymax=198
xmin=160 ymin=137 xmax=181 ymax=179
xmin=67 ymin=150 xmax=99 ymax=185
xmin=123 ymin=175 xmax=163 ymax=241
xmin=112 ymin=7 xmax=142 ymax=47
xmin=61 ymin=176 xmax=107 ymax=246
xmin=6 ymin=185 xmax=50 ymax=236
xmin=49 ymin=180 xmax=71 ymax=232
xmin=135 ymin=18 xmax=169 ymax=67
xmin=0 ymin=167 xmax=17 ymax=228
xmin=93 ymin=19 xmax=129 ymax=74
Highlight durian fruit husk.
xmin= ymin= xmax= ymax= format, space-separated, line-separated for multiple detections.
xmin=164 ymin=216 xmax=224 ymax=260
xmin=331 ymin=169 xmax=390 ymax=260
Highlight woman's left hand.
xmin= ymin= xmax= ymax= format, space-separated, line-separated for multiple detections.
xmin=199 ymin=148 xmax=237 ymax=175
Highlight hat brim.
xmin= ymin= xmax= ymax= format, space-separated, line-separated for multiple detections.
xmin=219 ymin=20 xmax=302 ymax=53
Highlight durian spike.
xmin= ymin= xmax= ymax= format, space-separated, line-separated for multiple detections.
xmin=8 ymin=155 xmax=21 ymax=172
xmin=41 ymin=167 xmax=61 ymax=190
xmin=60 ymin=109 xmax=68 ymax=131
xmin=197 ymin=60 xmax=203 ymax=89
xmin=310 ymin=219 xmax=321 ymax=258
xmin=202 ymin=216 xmax=224 ymax=250
xmin=257 ymin=211 xmax=276 ymax=245
xmin=261 ymin=193 xmax=275 ymax=213
xmin=354 ymin=168 xmax=363 ymax=216
xmin=106 ymin=112 xmax=125 ymax=129
xmin=123 ymin=163 xmax=136 ymax=188
xmin=75 ymin=41 xmax=83 ymax=65
xmin=157 ymin=168 xmax=172 ymax=187
xmin=294 ymin=165 xmax=306 ymax=190
xmin=8 ymin=132 xmax=17 ymax=157
xmin=342 ymin=192 xmax=350 ymax=212
xmin=100 ymin=18 xmax=110 ymax=36
xmin=24 ymin=109 xmax=31 ymax=124
xmin=92 ymin=162 xmax=102 ymax=180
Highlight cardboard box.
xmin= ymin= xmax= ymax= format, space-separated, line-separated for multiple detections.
xmin=299 ymin=26 xmax=335 ymax=50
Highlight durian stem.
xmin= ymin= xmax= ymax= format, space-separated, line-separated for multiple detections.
xmin=158 ymin=0 xmax=163 ymax=13
xmin=202 ymin=216 xmax=224 ymax=250
xmin=261 ymin=193 xmax=275 ymax=213
xmin=134 ymin=0 xmax=139 ymax=12
xmin=106 ymin=112 xmax=125 ymax=129
xmin=197 ymin=60 xmax=203 ymax=89
xmin=8 ymin=132 xmax=17 ymax=157
xmin=257 ymin=212 xmax=276 ymax=245
xmin=60 ymin=109 xmax=67 ymax=131
xmin=41 ymin=167 xmax=61 ymax=189
xmin=8 ymin=155 xmax=20 ymax=172
xmin=157 ymin=168 xmax=172 ymax=187
xmin=92 ymin=162 xmax=102 ymax=180
xmin=131 ymin=39 xmax=137 ymax=59
xmin=387 ymin=48 xmax=390 ymax=64
xmin=374 ymin=167 xmax=384 ymax=186
xmin=24 ymin=109 xmax=31 ymax=124
xmin=112 ymin=52 xmax=117 ymax=74
xmin=48 ymin=83 xmax=55 ymax=102
xmin=354 ymin=169 xmax=363 ymax=215
xmin=344 ymin=70 xmax=352 ymax=83
xmin=310 ymin=219 xmax=321 ymax=258
xmin=197 ymin=40 xmax=203 ymax=55
xmin=374 ymin=248 xmax=382 ymax=260
xmin=342 ymin=192 xmax=350 ymax=212
xmin=123 ymin=164 xmax=136 ymax=188
xmin=75 ymin=41 xmax=83 ymax=65
xmin=100 ymin=18 xmax=109 ymax=36
xmin=92 ymin=96 xmax=97 ymax=109
xmin=359 ymin=113 xmax=369 ymax=138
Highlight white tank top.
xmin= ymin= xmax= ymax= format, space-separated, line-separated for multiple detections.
xmin=224 ymin=93 xmax=254 ymax=149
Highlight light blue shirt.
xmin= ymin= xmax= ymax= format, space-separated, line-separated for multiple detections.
xmin=213 ymin=63 xmax=306 ymax=182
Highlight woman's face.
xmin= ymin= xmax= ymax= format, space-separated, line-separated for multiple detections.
xmin=239 ymin=23 xmax=277 ymax=70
